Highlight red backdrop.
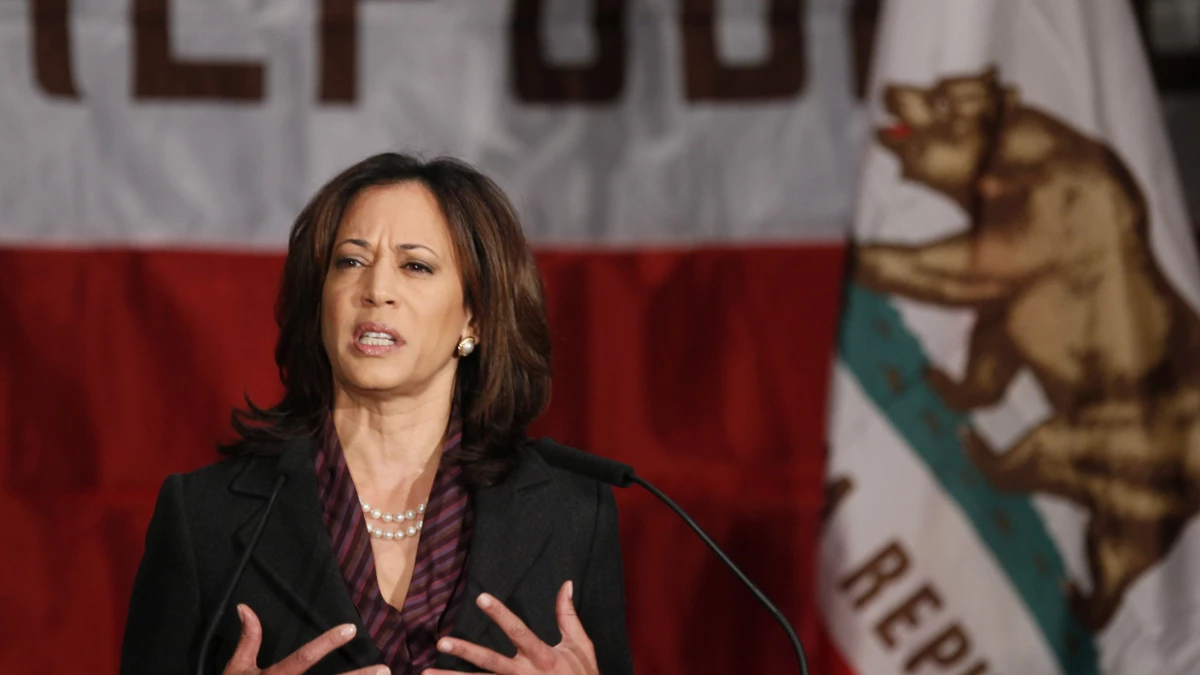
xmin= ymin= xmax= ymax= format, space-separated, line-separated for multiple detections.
xmin=0 ymin=244 xmax=853 ymax=674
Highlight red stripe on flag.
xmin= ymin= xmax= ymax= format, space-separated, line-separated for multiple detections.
xmin=0 ymin=244 xmax=848 ymax=675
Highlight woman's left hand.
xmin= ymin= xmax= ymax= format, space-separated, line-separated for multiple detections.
xmin=422 ymin=581 xmax=597 ymax=675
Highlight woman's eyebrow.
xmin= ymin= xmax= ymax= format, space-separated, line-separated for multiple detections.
xmin=398 ymin=243 xmax=439 ymax=259
xmin=335 ymin=238 xmax=370 ymax=250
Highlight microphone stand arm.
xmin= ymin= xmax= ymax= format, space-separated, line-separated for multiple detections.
xmin=631 ymin=476 xmax=810 ymax=675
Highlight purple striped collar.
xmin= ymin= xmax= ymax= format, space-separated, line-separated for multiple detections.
xmin=313 ymin=413 xmax=474 ymax=674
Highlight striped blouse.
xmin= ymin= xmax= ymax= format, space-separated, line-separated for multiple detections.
xmin=314 ymin=415 xmax=474 ymax=674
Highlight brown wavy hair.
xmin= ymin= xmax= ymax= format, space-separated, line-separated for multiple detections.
xmin=220 ymin=152 xmax=552 ymax=486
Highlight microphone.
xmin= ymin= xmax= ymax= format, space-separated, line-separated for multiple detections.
xmin=534 ymin=441 xmax=810 ymax=675
xmin=196 ymin=474 xmax=288 ymax=675
xmin=535 ymin=441 xmax=636 ymax=488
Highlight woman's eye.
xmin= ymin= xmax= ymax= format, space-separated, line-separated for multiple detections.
xmin=404 ymin=261 xmax=433 ymax=274
xmin=335 ymin=257 xmax=364 ymax=269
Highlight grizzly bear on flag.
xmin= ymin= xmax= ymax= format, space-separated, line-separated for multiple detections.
xmin=853 ymin=66 xmax=1200 ymax=629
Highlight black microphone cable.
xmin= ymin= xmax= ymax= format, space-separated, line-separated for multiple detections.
xmin=196 ymin=474 xmax=287 ymax=675
xmin=630 ymin=475 xmax=810 ymax=675
xmin=534 ymin=441 xmax=809 ymax=675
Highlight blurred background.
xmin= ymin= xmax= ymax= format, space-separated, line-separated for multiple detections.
xmin=1 ymin=0 xmax=1198 ymax=673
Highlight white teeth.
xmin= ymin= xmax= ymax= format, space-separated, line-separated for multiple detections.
xmin=359 ymin=331 xmax=395 ymax=346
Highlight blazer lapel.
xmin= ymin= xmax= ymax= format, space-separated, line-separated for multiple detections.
xmin=227 ymin=440 xmax=557 ymax=671
xmin=438 ymin=451 xmax=556 ymax=665
xmin=229 ymin=438 xmax=382 ymax=667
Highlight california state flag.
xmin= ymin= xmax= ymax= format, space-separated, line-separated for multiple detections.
xmin=818 ymin=0 xmax=1200 ymax=673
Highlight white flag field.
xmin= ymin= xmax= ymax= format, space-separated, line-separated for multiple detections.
xmin=819 ymin=1 xmax=1200 ymax=674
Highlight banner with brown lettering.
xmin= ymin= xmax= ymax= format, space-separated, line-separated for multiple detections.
xmin=820 ymin=0 xmax=1199 ymax=673
xmin=0 ymin=2 xmax=867 ymax=674
xmin=2 ymin=0 xmax=868 ymax=247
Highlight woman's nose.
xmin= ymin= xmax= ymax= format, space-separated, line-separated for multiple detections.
xmin=363 ymin=293 xmax=395 ymax=306
xmin=362 ymin=266 xmax=397 ymax=306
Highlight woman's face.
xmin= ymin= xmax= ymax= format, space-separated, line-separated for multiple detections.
xmin=321 ymin=182 xmax=472 ymax=401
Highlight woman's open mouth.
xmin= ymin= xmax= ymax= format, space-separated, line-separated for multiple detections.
xmin=353 ymin=323 xmax=404 ymax=356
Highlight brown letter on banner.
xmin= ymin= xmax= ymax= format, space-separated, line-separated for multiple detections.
xmin=839 ymin=540 xmax=910 ymax=610
xmin=511 ymin=0 xmax=627 ymax=103
xmin=133 ymin=0 xmax=263 ymax=100
xmin=904 ymin=623 xmax=970 ymax=672
xmin=874 ymin=584 xmax=942 ymax=648
xmin=850 ymin=0 xmax=880 ymax=100
xmin=681 ymin=0 xmax=804 ymax=101
xmin=960 ymin=661 xmax=990 ymax=675
xmin=319 ymin=0 xmax=428 ymax=103
xmin=32 ymin=0 xmax=79 ymax=98
xmin=319 ymin=0 xmax=355 ymax=103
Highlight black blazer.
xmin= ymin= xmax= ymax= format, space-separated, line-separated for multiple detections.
xmin=119 ymin=437 xmax=633 ymax=675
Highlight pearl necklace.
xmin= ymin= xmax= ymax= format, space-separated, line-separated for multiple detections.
xmin=360 ymin=497 xmax=426 ymax=542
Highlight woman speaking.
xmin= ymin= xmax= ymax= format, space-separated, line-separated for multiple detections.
xmin=119 ymin=153 xmax=633 ymax=675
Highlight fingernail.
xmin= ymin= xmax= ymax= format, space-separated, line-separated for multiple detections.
xmin=477 ymin=593 xmax=493 ymax=608
xmin=567 ymin=580 xmax=574 ymax=600
xmin=438 ymin=639 xmax=454 ymax=652
xmin=340 ymin=624 xmax=356 ymax=638
xmin=236 ymin=604 xmax=246 ymax=623
xmin=376 ymin=668 xmax=390 ymax=675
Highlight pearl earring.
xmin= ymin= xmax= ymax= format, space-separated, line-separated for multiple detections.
xmin=456 ymin=336 xmax=477 ymax=357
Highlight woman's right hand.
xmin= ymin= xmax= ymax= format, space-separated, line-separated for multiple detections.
xmin=223 ymin=604 xmax=389 ymax=675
